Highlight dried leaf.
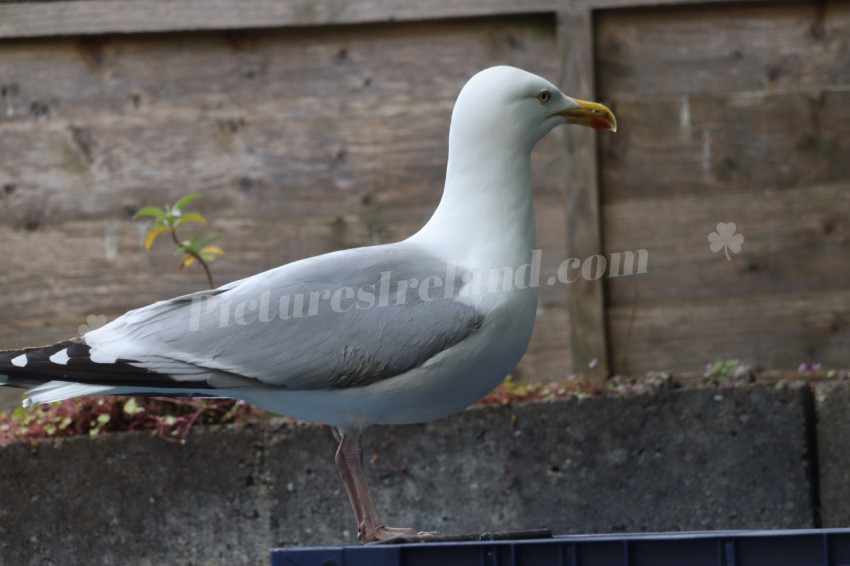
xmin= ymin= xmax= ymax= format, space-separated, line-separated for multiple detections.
xmin=145 ymin=226 xmax=170 ymax=250
xmin=199 ymin=245 xmax=225 ymax=256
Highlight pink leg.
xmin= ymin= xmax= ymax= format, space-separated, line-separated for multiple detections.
xmin=333 ymin=427 xmax=432 ymax=542
xmin=334 ymin=428 xmax=365 ymax=530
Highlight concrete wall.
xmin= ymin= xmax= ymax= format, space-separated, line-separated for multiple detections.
xmin=2 ymin=380 xmax=848 ymax=565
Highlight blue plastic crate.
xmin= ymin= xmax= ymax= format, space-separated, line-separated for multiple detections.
xmin=271 ymin=529 xmax=850 ymax=566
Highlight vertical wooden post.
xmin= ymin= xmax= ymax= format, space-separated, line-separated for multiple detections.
xmin=557 ymin=5 xmax=610 ymax=375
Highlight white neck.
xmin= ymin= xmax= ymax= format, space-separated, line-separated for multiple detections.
xmin=409 ymin=137 xmax=537 ymax=272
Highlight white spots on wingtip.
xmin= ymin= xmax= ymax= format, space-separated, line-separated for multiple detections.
xmin=11 ymin=354 xmax=28 ymax=367
xmin=89 ymin=349 xmax=117 ymax=364
xmin=49 ymin=348 xmax=71 ymax=366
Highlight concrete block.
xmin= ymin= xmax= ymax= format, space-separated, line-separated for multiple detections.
xmin=815 ymin=379 xmax=850 ymax=527
xmin=0 ymin=383 xmax=817 ymax=564
xmin=345 ymin=382 xmax=816 ymax=538
xmin=0 ymin=425 xmax=271 ymax=566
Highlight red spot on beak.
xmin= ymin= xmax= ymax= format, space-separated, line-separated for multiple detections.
xmin=592 ymin=117 xmax=611 ymax=130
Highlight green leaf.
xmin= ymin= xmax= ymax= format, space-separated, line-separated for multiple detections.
xmin=198 ymin=234 xmax=220 ymax=247
xmin=174 ymin=193 xmax=203 ymax=211
xmin=175 ymin=212 xmax=208 ymax=228
xmin=134 ymin=206 xmax=167 ymax=220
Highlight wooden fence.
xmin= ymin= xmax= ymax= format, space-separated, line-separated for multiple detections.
xmin=0 ymin=0 xmax=847 ymax=381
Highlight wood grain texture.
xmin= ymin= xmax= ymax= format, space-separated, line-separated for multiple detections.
xmin=599 ymin=88 xmax=850 ymax=201
xmin=557 ymin=8 xmax=610 ymax=374
xmin=0 ymin=16 xmax=579 ymax=381
xmin=0 ymin=0 xmax=559 ymax=38
xmin=604 ymin=182 xmax=850 ymax=303
xmin=596 ymin=2 xmax=850 ymax=98
xmin=608 ymin=291 xmax=850 ymax=374
xmin=0 ymin=20 xmax=560 ymax=223
xmin=603 ymin=181 xmax=850 ymax=374
xmin=595 ymin=0 xmax=850 ymax=375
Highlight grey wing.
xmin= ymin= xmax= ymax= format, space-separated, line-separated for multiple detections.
xmin=85 ymin=243 xmax=483 ymax=391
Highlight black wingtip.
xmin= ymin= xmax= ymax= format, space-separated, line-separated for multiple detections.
xmin=0 ymin=337 xmax=218 ymax=391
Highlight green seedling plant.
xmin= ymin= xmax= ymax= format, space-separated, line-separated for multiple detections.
xmin=0 ymin=193 xmax=243 ymax=446
xmin=134 ymin=193 xmax=225 ymax=288
xmin=703 ymin=359 xmax=740 ymax=381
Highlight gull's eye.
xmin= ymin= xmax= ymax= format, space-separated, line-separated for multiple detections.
xmin=537 ymin=90 xmax=551 ymax=104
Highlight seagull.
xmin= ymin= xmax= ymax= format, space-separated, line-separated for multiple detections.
xmin=0 ymin=66 xmax=615 ymax=542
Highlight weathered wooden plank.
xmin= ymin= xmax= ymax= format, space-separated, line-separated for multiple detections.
xmin=598 ymin=88 xmax=850 ymax=201
xmin=607 ymin=290 xmax=850 ymax=374
xmin=557 ymin=8 xmax=610 ymax=374
xmin=0 ymin=19 xmax=557 ymax=125
xmin=594 ymin=0 xmax=850 ymax=376
xmin=596 ymin=1 xmax=850 ymax=98
xmin=0 ymin=19 xmax=561 ymax=224
xmin=523 ymin=305 xmax=573 ymax=380
xmin=0 ymin=111 xmax=453 ymax=224
xmin=0 ymin=182 xmax=574 ymax=314
xmin=0 ymin=0 xmax=559 ymax=39
xmin=0 ymin=110 xmax=563 ymax=226
xmin=603 ymin=181 xmax=850 ymax=303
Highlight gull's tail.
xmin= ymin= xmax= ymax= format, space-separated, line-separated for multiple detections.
xmin=0 ymin=339 xmax=120 ymax=406
xmin=0 ymin=336 xmax=244 ymax=408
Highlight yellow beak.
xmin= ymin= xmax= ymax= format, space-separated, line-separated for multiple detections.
xmin=555 ymin=98 xmax=617 ymax=132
